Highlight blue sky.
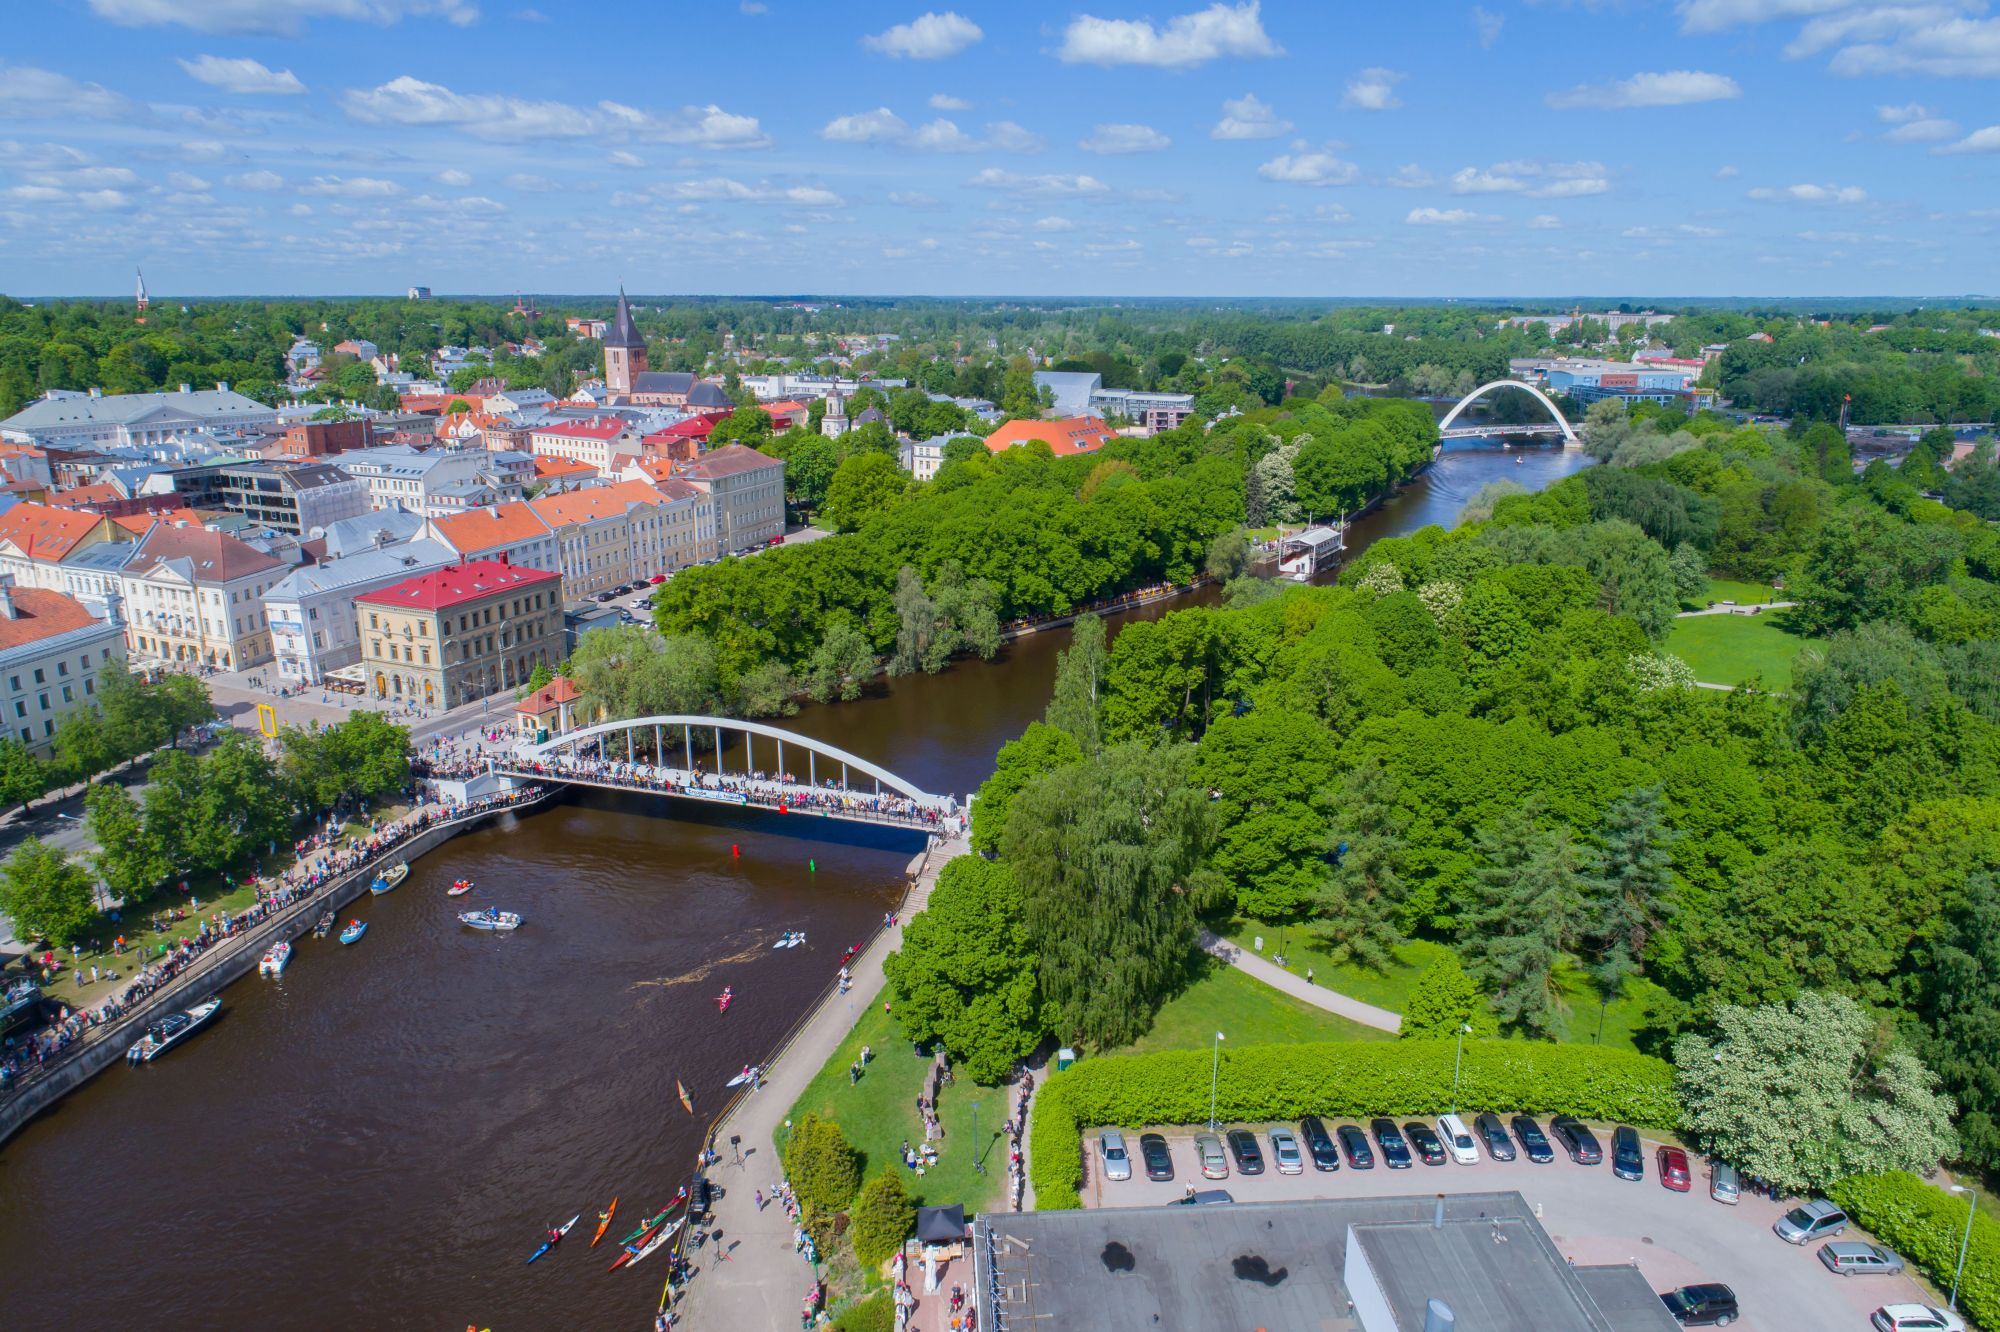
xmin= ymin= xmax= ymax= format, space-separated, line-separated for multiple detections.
xmin=1 ymin=0 xmax=1996 ymax=298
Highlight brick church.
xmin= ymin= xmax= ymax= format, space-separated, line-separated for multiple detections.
xmin=603 ymin=288 xmax=732 ymax=412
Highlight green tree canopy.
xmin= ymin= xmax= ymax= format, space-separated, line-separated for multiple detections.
xmin=0 ymin=836 xmax=97 ymax=945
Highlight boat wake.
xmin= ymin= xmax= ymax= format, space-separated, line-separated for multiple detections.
xmin=630 ymin=939 xmax=767 ymax=995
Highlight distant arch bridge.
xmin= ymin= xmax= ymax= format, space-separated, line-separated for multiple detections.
xmin=1436 ymin=379 xmax=1579 ymax=446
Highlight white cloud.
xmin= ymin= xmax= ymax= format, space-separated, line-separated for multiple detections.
xmin=1385 ymin=163 xmax=1435 ymax=188
xmin=1548 ymin=70 xmax=1741 ymax=109
xmin=987 ymin=121 xmax=1045 ymax=152
xmin=1884 ymin=115 xmax=1959 ymax=143
xmin=668 ymin=177 xmax=844 ymax=207
xmin=741 ymin=1 xmax=766 ymax=12
xmin=1034 ymin=215 xmax=1075 ymax=231
xmin=90 ymin=0 xmax=479 ymax=34
xmin=1678 ymin=223 xmax=1727 ymax=237
xmin=863 ymin=11 xmax=983 ymax=59
xmin=1826 ymin=16 xmax=2000 ymax=77
xmin=821 ymin=107 xmax=909 ymax=143
xmin=1675 ymin=0 xmax=1852 ymax=34
xmin=176 ymin=54 xmax=306 ymax=94
xmin=1080 ymin=122 xmax=1171 ymax=153
xmin=597 ymin=101 xmax=769 ymax=149
xmin=180 ymin=140 xmax=227 ymax=161
xmin=1748 ymin=182 xmax=1868 ymax=204
xmin=0 ymin=66 xmax=134 ymax=121
xmin=434 ymin=168 xmax=473 ymax=186
xmin=1450 ymin=159 xmax=1609 ymax=197
xmin=929 ymin=93 xmax=971 ymax=111
xmin=1211 ymin=93 xmax=1291 ymax=139
xmin=225 ymin=169 xmax=285 ymax=190
xmin=1450 ymin=167 xmax=1523 ymax=194
xmin=1407 ymin=207 xmax=1495 ymax=225
xmin=1715 ymin=164 xmax=1740 ymax=178
xmin=965 ymin=168 xmax=1109 ymax=196
xmin=1940 ymin=126 xmax=2000 ymax=153
xmin=910 ymin=118 xmax=981 ymax=152
xmin=343 ymin=77 xmax=767 ymax=148
xmin=1058 ymin=1 xmax=1281 ymax=68
xmin=167 ymin=170 xmax=210 ymax=190
xmin=1257 ymin=151 xmax=1359 ymax=186
xmin=503 ymin=171 xmax=559 ymax=192
xmin=888 ymin=190 xmax=940 ymax=207
xmin=1472 ymin=5 xmax=1504 ymax=47
xmin=1342 ymin=67 xmax=1405 ymax=111
xmin=1528 ymin=213 xmax=1561 ymax=229
xmin=608 ymin=150 xmax=643 ymax=168
xmin=300 ymin=174 xmax=402 ymax=196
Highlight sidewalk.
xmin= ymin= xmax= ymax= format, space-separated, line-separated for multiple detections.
xmin=1199 ymin=931 xmax=1403 ymax=1033
xmin=678 ymin=833 xmax=966 ymax=1331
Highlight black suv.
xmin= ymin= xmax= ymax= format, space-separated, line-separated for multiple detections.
xmin=1611 ymin=1126 xmax=1644 ymax=1181
xmin=1139 ymin=1132 xmax=1174 ymax=1182
xmin=1473 ymin=1112 xmax=1517 ymax=1162
xmin=1336 ymin=1124 xmax=1376 ymax=1169
xmin=1299 ymin=1116 xmax=1340 ymax=1171
xmin=1226 ymin=1129 xmax=1265 ymax=1175
xmin=1404 ymin=1121 xmax=1448 ymax=1166
xmin=1370 ymin=1117 xmax=1413 ymax=1169
xmin=1550 ymin=1116 xmax=1603 ymax=1165
xmin=1659 ymin=1284 xmax=1739 ymax=1327
xmin=1510 ymin=1115 xmax=1554 ymax=1163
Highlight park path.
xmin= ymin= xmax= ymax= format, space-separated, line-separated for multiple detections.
xmin=1199 ymin=931 xmax=1403 ymax=1033
xmin=676 ymin=831 xmax=967 ymax=1331
xmin=1673 ymin=600 xmax=1795 ymax=618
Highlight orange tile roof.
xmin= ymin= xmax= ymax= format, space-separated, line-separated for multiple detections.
xmin=983 ymin=416 xmax=1117 ymax=457
xmin=129 ymin=523 xmax=287 ymax=582
xmin=0 ymin=586 xmax=103 ymax=651
xmin=516 ymin=676 xmax=581 ymax=715
xmin=0 ymin=503 xmax=107 ymax=562
xmin=48 ymin=482 xmax=125 ymax=510
xmin=428 ymin=503 xmax=551 ymax=556
xmin=533 ymin=455 xmax=597 ymax=479
xmin=528 ymin=480 xmax=665 ymax=526
xmin=112 ymin=507 xmax=204 ymax=535
xmin=631 ymin=457 xmax=677 ymax=483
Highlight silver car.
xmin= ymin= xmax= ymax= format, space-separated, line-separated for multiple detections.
xmin=1269 ymin=1127 xmax=1304 ymax=1175
xmin=1820 ymin=1242 xmax=1905 ymax=1277
xmin=1098 ymin=1129 xmax=1131 ymax=1182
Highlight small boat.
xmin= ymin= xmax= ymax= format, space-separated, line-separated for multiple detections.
xmin=126 ymin=998 xmax=222 ymax=1064
xmin=677 ymin=1080 xmax=693 ymax=1115
xmin=527 ymin=1213 xmax=581 ymax=1265
xmin=339 ymin=920 xmax=368 ymax=945
xmin=448 ymin=879 xmax=476 ymax=897
xmin=839 ymin=943 xmax=861 ymax=965
xmin=370 ymin=862 xmax=410 ymax=895
xmin=607 ymin=1217 xmax=682 ymax=1273
xmin=625 ymin=1216 xmax=684 ymax=1270
xmin=725 ymin=1065 xmax=755 ymax=1088
xmin=716 ymin=986 xmax=733 ymax=1014
xmin=789 ymin=931 xmax=805 ymax=948
xmin=590 ymin=1198 xmax=620 ymax=1248
xmin=617 ymin=1207 xmax=673 ymax=1248
xmin=312 ymin=908 xmax=335 ymax=939
xmin=258 ymin=941 xmax=292 ymax=977
xmin=459 ymin=908 xmax=522 ymax=932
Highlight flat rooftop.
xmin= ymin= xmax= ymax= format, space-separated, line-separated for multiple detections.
xmin=973 ymin=1192 xmax=1676 ymax=1332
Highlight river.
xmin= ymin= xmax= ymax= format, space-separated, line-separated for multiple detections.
xmin=0 ymin=438 xmax=1589 ymax=1331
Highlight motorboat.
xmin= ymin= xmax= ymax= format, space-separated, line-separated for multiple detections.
xmin=311 ymin=908 xmax=335 ymax=939
xmin=258 ymin=941 xmax=292 ymax=977
xmin=459 ymin=907 xmax=522 ymax=932
xmin=126 ymin=998 xmax=221 ymax=1064
xmin=447 ymin=879 xmax=476 ymax=897
xmin=1 ymin=977 xmax=43 ymax=1038
xmin=339 ymin=920 xmax=368 ymax=945
xmin=369 ymin=862 xmax=410 ymax=895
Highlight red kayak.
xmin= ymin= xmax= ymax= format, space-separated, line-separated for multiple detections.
xmin=607 ymin=1219 xmax=667 ymax=1272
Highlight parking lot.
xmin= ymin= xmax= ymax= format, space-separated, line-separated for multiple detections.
xmin=1082 ymin=1122 xmax=1947 ymax=1331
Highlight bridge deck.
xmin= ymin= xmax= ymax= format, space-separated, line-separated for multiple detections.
xmin=492 ymin=756 xmax=959 ymax=834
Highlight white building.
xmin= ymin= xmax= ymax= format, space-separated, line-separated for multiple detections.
xmin=0 ymin=385 xmax=278 ymax=449
xmin=0 ymin=578 xmax=128 ymax=755
xmin=264 ymin=539 xmax=457 ymax=684
xmin=332 ymin=446 xmax=491 ymax=518
xmin=528 ymin=417 xmax=645 ymax=477
xmin=118 ymin=522 xmax=291 ymax=670
xmin=898 ymin=434 xmax=949 ymax=482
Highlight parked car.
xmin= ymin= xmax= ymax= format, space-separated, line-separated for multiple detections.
xmin=1820 ymin=1242 xmax=1905 ymax=1278
xmin=1336 ymin=1124 xmax=1376 ymax=1169
xmin=1709 ymin=1161 xmax=1740 ymax=1205
xmin=1473 ymin=1113 xmax=1517 ymax=1162
xmin=1404 ymin=1121 xmax=1448 ymax=1166
xmin=1226 ymin=1129 xmax=1265 ymax=1175
xmin=1657 ymin=1146 xmax=1692 ymax=1192
xmin=1269 ymin=1128 xmax=1304 ymax=1175
xmin=1775 ymin=1200 xmax=1849 ymax=1245
xmin=1871 ymin=1305 xmax=1966 ymax=1332
xmin=1550 ymin=1116 xmax=1603 ymax=1165
xmin=1370 ymin=1118 xmax=1412 ymax=1169
xmin=1510 ymin=1115 xmax=1554 ymax=1164
xmin=1659 ymin=1284 xmax=1740 ymax=1327
xmin=1098 ymin=1129 xmax=1131 ymax=1182
xmin=1171 ymin=1188 xmax=1235 ymax=1206
xmin=1139 ymin=1132 xmax=1173 ymax=1182
xmin=1299 ymin=1116 xmax=1340 ymax=1171
xmin=593 ymin=591 xmax=616 ymax=602
xmin=1436 ymin=1113 xmax=1480 ymax=1165
xmin=1611 ymin=1127 xmax=1644 ymax=1181
xmin=1194 ymin=1132 xmax=1229 ymax=1180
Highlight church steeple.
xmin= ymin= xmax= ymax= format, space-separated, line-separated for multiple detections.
xmin=603 ymin=285 xmax=646 ymax=396
xmin=135 ymin=268 xmax=149 ymax=324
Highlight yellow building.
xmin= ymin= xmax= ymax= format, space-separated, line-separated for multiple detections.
xmin=352 ymin=558 xmax=562 ymax=707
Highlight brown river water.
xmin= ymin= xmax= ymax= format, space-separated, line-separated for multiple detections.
xmin=0 ymin=440 xmax=1588 ymax=1331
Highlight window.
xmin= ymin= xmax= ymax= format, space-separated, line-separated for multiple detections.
xmin=84 ymin=678 xmax=92 ymax=696
xmin=37 ymin=693 xmax=48 ymax=712
xmin=79 ymin=653 xmax=89 ymax=668
xmin=369 ymin=612 xmax=379 ymax=629
xmin=61 ymin=685 xmax=72 ymax=704
xmin=421 ymin=646 xmax=431 ymax=665
xmin=12 ymin=702 xmax=22 ymax=719
xmin=6 ymin=676 xmax=15 ymax=692
xmin=32 ymin=669 xmax=43 ymax=685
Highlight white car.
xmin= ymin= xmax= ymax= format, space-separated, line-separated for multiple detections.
xmin=1436 ymin=1113 xmax=1481 ymax=1166
xmin=1098 ymin=1129 xmax=1131 ymax=1182
xmin=1873 ymin=1305 xmax=1967 ymax=1332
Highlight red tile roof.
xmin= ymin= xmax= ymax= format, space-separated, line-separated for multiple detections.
xmin=533 ymin=455 xmax=598 ymax=479
xmin=534 ymin=416 xmax=629 ymax=441
xmin=47 ymin=482 xmax=124 ymax=511
xmin=984 ymin=416 xmax=1117 ymax=457
xmin=0 ymin=586 xmax=105 ymax=651
xmin=0 ymin=503 xmax=108 ymax=562
xmin=129 ymin=522 xmax=287 ymax=582
xmin=516 ymin=676 xmax=581 ymax=715
xmin=353 ymin=558 xmax=559 ymax=612
xmin=642 ymin=412 xmax=731 ymax=444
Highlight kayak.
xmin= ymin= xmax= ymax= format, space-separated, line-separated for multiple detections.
xmin=590 ymin=1198 xmax=619 ymax=1248
xmin=616 ymin=1208 xmax=671 ymax=1247
xmin=339 ymin=921 xmax=367 ymax=945
xmin=527 ymin=1213 xmax=581 ymax=1265
xmin=725 ymin=1067 xmax=754 ymax=1088
xmin=607 ymin=1216 xmax=681 ymax=1273
xmin=625 ymin=1216 xmax=684 ymax=1269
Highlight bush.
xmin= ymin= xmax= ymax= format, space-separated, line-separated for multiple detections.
xmin=848 ymin=1170 xmax=916 ymax=1269
xmin=789 ymin=1113 xmax=862 ymax=1214
xmin=831 ymin=1291 xmax=894 ymax=1332
xmin=1030 ymin=1038 xmax=1678 ymax=1208
xmin=1825 ymin=1173 xmax=2000 ymax=1330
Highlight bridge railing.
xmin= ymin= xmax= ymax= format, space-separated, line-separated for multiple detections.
xmin=491 ymin=758 xmax=959 ymax=834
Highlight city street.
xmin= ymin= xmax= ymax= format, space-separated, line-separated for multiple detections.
xmin=1085 ymin=1125 xmax=1948 ymax=1331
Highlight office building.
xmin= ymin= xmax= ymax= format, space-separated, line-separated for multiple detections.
xmin=0 ymin=577 xmax=128 ymax=755
xmin=353 ymin=559 xmax=562 ymax=707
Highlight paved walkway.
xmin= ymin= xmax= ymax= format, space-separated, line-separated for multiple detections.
xmin=1199 ymin=931 xmax=1402 ymax=1033
xmin=677 ymin=832 xmax=968 ymax=1331
xmin=1673 ymin=600 xmax=1795 ymax=618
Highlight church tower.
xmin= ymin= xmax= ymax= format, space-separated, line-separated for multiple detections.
xmin=135 ymin=268 xmax=148 ymax=324
xmin=603 ymin=286 xmax=647 ymax=396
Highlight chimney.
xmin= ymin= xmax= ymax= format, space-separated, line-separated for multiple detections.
xmin=89 ymin=387 xmax=102 ymax=399
xmin=0 ymin=574 xmax=16 ymax=620
xmin=1423 ymin=1300 xmax=1456 ymax=1332
xmin=178 ymin=383 xmax=191 ymax=395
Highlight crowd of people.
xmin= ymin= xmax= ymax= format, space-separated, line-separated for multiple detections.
xmin=1004 ymin=1068 xmax=1035 ymax=1213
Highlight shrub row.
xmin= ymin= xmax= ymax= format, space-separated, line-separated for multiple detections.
xmin=1826 ymin=1173 xmax=2000 ymax=1330
xmin=1030 ymin=1038 xmax=1679 ymax=1209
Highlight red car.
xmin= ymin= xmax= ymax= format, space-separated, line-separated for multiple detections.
xmin=1657 ymin=1145 xmax=1692 ymax=1192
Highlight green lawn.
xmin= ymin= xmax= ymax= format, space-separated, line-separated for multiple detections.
xmin=1681 ymin=577 xmax=1784 ymax=611
xmin=1666 ymin=611 xmax=1811 ymax=691
xmin=1120 ymin=958 xmax=1392 ymax=1055
xmin=784 ymin=1003 xmax=1005 ymax=1217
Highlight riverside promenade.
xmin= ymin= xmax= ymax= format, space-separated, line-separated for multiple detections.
xmin=677 ymin=831 xmax=968 ymax=1331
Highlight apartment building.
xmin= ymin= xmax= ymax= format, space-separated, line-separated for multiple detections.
xmin=264 ymin=539 xmax=457 ymax=684
xmin=119 ymin=522 xmax=290 ymax=669
xmin=0 ymin=577 xmax=128 ymax=755
xmin=528 ymin=416 xmax=645 ymax=477
xmin=527 ymin=481 xmax=681 ymax=598
xmin=677 ymin=444 xmax=785 ymax=553
xmin=0 ymin=503 xmax=122 ymax=592
xmin=333 ymin=445 xmax=489 ymax=517
xmin=353 ymin=560 xmax=562 ymax=707
xmin=422 ymin=503 xmax=559 ymax=575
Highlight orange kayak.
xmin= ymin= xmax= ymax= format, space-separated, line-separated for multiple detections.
xmin=590 ymin=1197 xmax=619 ymax=1248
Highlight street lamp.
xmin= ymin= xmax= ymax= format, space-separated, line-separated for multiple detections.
xmin=1951 ymin=1183 xmax=1978 ymax=1312
xmin=971 ymin=1101 xmax=985 ymax=1175
xmin=1450 ymin=1024 xmax=1473 ymax=1114
xmin=1208 ymin=1031 xmax=1225 ymax=1131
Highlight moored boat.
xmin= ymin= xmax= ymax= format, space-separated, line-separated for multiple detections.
xmin=339 ymin=920 xmax=368 ymax=945
xmin=126 ymin=998 xmax=221 ymax=1064
xmin=258 ymin=941 xmax=292 ymax=977
xmin=624 ymin=1216 xmax=683 ymax=1270
xmin=369 ymin=861 xmax=410 ymax=895
xmin=459 ymin=907 xmax=522 ymax=932
xmin=311 ymin=908 xmax=335 ymax=939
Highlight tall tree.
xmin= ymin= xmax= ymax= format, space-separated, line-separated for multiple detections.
xmin=970 ymin=722 xmax=1083 ymax=855
xmin=803 ymin=616 xmax=876 ymax=703
xmin=0 ymin=737 xmax=47 ymax=812
xmin=1044 ymin=613 xmax=1108 ymax=753
xmin=822 ymin=452 xmax=907 ymax=532
xmin=85 ymin=781 xmax=167 ymax=902
xmin=1581 ymin=785 xmax=1679 ymax=964
xmin=0 ymin=836 xmax=97 ymax=945
xmin=1192 ymin=710 xmax=1340 ymax=918
xmin=1317 ymin=758 xmax=1409 ymax=968
xmin=1457 ymin=799 xmax=1584 ymax=1039
xmin=1399 ymin=952 xmax=1496 ymax=1039
xmin=1918 ymin=872 xmax=2000 ymax=1173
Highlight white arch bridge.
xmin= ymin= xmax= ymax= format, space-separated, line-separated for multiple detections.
xmin=489 ymin=715 xmax=959 ymax=832
xmin=1436 ymin=379 xmax=1579 ymax=447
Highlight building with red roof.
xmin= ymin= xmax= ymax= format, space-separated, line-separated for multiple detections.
xmin=528 ymin=415 xmax=643 ymax=476
xmin=352 ymin=558 xmax=562 ymax=706
xmin=0 ymin=575 xmax=128 ymax=755
xmin=983 ymin=416 xmax=1118 ymax=458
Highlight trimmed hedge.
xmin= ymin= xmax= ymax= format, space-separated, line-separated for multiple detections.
xmin=1030 ymin=1039 xmax=1678 ymax=1209
xmin=1826 ymin=1173 xmax=2000 ymax=1330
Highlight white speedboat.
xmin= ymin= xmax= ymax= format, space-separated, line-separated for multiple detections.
xmin=126 ymin=998 xmax=222 ymax=1064
xmin=258 ymin=940 xmax=292 ymax=977
xmin=459 ymin=908 xmax=522 ymax=932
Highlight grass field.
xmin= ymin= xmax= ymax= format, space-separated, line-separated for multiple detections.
xmin=1120 ymin=959 xmax=1391 ymax=1055
xmin=1667 ymin=611 xmax=1811 ymax=691
xmin=1681 ymin=577 xmax=1784 ymax=611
